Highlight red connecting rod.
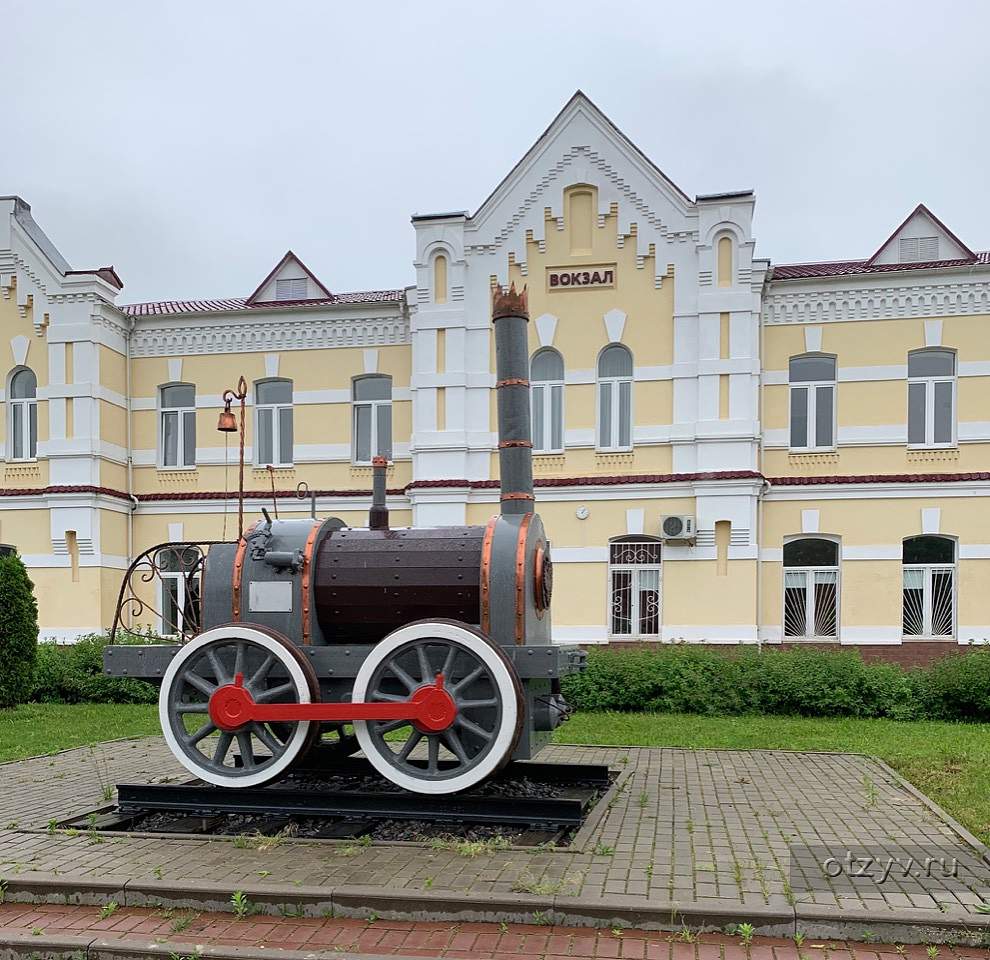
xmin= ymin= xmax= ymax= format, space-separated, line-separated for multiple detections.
xmin=208 ymin=672 xmax=457 ymax=734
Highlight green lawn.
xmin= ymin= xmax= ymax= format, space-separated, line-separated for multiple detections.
xmin=2 ymin=704 xmax=987 ymax=846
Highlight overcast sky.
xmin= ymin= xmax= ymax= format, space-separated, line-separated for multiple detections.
xmin=6 ymin=0 xmax=990 ymax=304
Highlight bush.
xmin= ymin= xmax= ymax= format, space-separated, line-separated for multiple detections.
xmin=0 ymin=553 xmax=39 ymax=708
xmin=561 ymin=645 xmax=980 ymax=721
xmin=31 ymin=631 xmax=159 ymax=705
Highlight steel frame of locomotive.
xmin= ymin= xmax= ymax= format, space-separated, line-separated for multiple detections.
xmin=104 ymin=284 xmax=585 ymax=797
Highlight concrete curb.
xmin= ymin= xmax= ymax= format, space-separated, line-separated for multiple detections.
xmin=5 ymin=871 xmax=990 ymax=944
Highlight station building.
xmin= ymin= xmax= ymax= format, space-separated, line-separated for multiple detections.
xmin=3 ymin=92 xmax=990 ymax=663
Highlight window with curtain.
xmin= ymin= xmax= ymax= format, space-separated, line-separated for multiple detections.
xmin=8 ymin=367 xmax=37 ymax=461
xmin=908 ymin=349 xmax=955 ymax=447
xmin=608 ymin=537 xmax=661 ymax=638
xmin=255 ymin=379 xmax=293 ymax=466
xmin=783 ymin=538 xmax=839 ymax=639
xmin=902 ymin=536 xmax=955 ymax=638
xmin=789 ymin=354 xmax=836 ymax=450
xmin=531 ymin=348 xmax=564 ymax=453
xmin=160 ymin=383 xmax=196 ymax=468
xmin=597 ymin=344 xmax=633 ymax=450
xmin=353 ymin=375 xmax=392 ymax=463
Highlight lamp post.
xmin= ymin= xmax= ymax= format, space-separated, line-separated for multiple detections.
xmin=218 ymin=375 xmax=248 ymax=539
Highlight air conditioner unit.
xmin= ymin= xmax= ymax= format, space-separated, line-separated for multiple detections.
xmin=660 ymin=515 xmax=696 ymax=541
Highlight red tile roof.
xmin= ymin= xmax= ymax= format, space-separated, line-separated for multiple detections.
xmin=770 ymin=251 xmax=990 ymax=281
xmin=121 ymin=289 xmax=404 ymax=317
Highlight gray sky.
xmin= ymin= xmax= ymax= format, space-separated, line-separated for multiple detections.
xmin=6 ymin=0 xmax=990 ymax=304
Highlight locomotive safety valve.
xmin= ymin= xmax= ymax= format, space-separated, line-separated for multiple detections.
xmin=207 ymin=671 xmax=457 ymax=734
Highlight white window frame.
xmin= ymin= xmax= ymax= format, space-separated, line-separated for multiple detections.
xmin=596 ymin=346 xmax=633 ymax=452
xmin=254 ymin=379 xmax=294 ymax=467
xmin=158 ymin=383 xmax=196 ymax=470
xmin=607 ymin=538 xmax=662 ymax=640
xmin=7 ymin=367 xmax=38 ymax=462
xmin=902 ymin=538 xmax=956 ymax=640
xmin=907 ymin=352 xmax=956 ymax=449
xmin=352 ymin=375 xmax=392 ymax=465
xmin=531 ymin=349 xmax=564 ymax=454
xmin=782 ymin=538 xmax=840 ymax=640
xmin=788 ymin=355 xmax=836 ymax=452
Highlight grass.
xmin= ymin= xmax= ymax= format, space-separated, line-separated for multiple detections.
xmin=2 ymin=702 xmax=987 ymax=846
xmin=0 ymin=703 xmax=160 ymax=763
xmin=556 ymin=711 xmax=990 ymax=845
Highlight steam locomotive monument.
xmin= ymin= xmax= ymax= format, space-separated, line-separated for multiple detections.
xmin=104 ymin=285 xmax=585 ymax=797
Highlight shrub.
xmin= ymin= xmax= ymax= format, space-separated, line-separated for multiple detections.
xmin=910 ymin=648 xmax=990 ymax=722
xmin=0 ymin=553 xmax=39 ymax=708
xmin=562 ymin=645 xmax=932 ymax=721
xmin=31 ymin=631 xmax=159 ymax=705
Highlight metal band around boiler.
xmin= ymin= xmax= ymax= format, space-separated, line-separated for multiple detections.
xmin=479 ymin=515 xmax=498 ymax=634
xmin=231 ymin=521 xmax=259 ymax=622
xmin=300 ymin=519 xmax=322 ymax=645
xmin=514 ymin=513 xmax=534 ymax=645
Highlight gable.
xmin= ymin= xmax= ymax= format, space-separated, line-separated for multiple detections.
xmin=247 ymin=250 xmax=332 ymax=304
xmin=869 ymin=204 xmax=976 ymax=266
xmin=464 ymin=92 xmax=700 ymax=277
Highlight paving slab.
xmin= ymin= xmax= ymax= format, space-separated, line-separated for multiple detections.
xmin=1 ymin=738 xmax=989 ymax=944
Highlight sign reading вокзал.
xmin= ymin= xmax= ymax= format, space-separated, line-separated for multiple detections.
xmin=547 ymin=264 xmax=616 ymax=291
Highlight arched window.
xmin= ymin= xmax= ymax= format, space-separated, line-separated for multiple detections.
xmin=353 ymin=375 xmax=392 ymax=463
xmin=531 ymin=348 xmax=564 ymax=453
xmin=783 ymin=537 xmax=839 ymax=639
xmin=597 ymin=344 xmax=633 ymax=451
xmin=433 ymin=253 xmax=448 ymax=304
xmin=902 ymin=535 xmax=955 ymax=638
xmin=789 ymin=354 xmax=836 ymax=450
xmin=7 ymin=367 xmax=38 ymax=461
xmin=255 ymin=378 xmax=293 ymax=466
xmin=908 ymin=348 xmax=955 ymax=447
xmin=608 ymin=536 xmax=661 ymax=638
xmin=159 ymin=383 xmax=196 ymax=468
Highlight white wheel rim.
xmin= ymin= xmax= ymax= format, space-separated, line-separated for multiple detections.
xmin=352 ymin=621 xmax=519 ymax=794
xmin=159 ymin=626 xmax=312 ymax=788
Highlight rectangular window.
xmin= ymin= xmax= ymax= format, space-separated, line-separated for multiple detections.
xmin=257 ymin=407 xmax=274 ymax=465
xmin=908 ymin=378 xmax=955 ymax=447
xmin=531 ymin=383 xmax=564 ymax=454
xmin=160 ymin=385 xmax=196 ymax=468
xmin=598 ymin=380 xmax=632 ymax=450
xmin=902 ymin=565 xmax=955 ymax=638
xmin=789 ymin=384 xmax=834 ymax=450
xmin=352 ymin=396 xmax=392 ymax=463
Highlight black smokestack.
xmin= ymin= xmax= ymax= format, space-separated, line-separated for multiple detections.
xmin=369 ymin=455 xmax=389 ymax=529
xmin=492 ymin=283 xmax=534 ymax=516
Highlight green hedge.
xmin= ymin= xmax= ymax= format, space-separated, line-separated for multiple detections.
xmin=0 ymin=553 xmax=39 ymax=708
xmin=561 ymin=645 xmax=990 ymax=722
xmin=31 ymin=631 xmax=159 ymax=705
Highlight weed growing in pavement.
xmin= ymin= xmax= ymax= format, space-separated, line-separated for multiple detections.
xmin=232 ymin=834 xmax=251 ymax=849
xmin=926 ymin=948 xmax=939 ymax=960
xmin=676 ymin=928 xmax=697 ymax=944
xmin=512 ymin=872 xmax=581 ymax=896
xmin=592 ymin=843 xmax=615 ymax=856
xmin=171 ymin=915 xmax=195 ymax=934
xmin=793 ymin=932 xmax=806 ymax=948
xmin=168 ymin=952 xmax=202 ymax=960
xmin=257 ymin=871 xmax=271 ymax=879
xmin=423 ymin=877 xmax=433 ymax=889
xmin=611 ymin=927 xmax=623 ymax=937
xmin=32 ymin=926 xmax=43 ymax=936
xmin=428 ymin=836 xmax=511 ymax=858
xmin=254 ymin=824 xmax=297 ymax=851
xmin=278 ymin=904 xmax=305 ymax=918
xmin=5 ymin=822 xmax=18 ymax=830
xmin=863 ymin=775 xmax=879 ymax=807
xmin=46 ymin=819 xmax=58 ymax=835
xmin=230 ymin=890 xmax=254 ymax=918
xmin=152 ymin=866 xmax=163 ymax=880
xmin=731 ymin=859 xmax=744 ymax=888
xmin=737 ymin=922 xmax=755 ymax=946
xmin=976 ymin=903 xmax=990 ymax=914
xmin=782 ymin=879 xmax=796 ymax=906
xmin=861 ymin=931 xmax=877 ymax=943
xmin=531 ymin=910 xmax=552 ymax=926
xmin=0 ymin=879 xmax=7 ymax=903
xmin=685 ymin=819 xmax=694 ymax=835
xmin=98 ymin=901 xmax=118 ymax=920
xmin=638 ymin=791 xmax=649 ymax=808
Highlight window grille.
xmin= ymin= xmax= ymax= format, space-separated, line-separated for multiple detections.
xmin=783 ymin=538 xmax=839 ymax=639
xmin=531 ymin=348 xmax=564 ymax=453
xmin=255 ymin=378 xmax=294 ymax=466
xmin=158 ymin=546 xmax=201 ymax=636
xmin=160 ymin=383 xmax=196 ymax=468
xmin=902 ymin=536 xmax=955 ymax=638
xmin=608 ymin=538 xmax=661 ymax=638
xmin=353 ymin=375 xmax=392 ymax=463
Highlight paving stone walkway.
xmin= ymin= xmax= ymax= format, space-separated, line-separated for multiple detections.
xmin=1 ymin=739 xmax=988 ymax=942
xmin=1 ymin=903 xmax=989 ymax=960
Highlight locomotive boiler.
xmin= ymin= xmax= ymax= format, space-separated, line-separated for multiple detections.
xmin=104 ymin=284 xmax=584 ymax=795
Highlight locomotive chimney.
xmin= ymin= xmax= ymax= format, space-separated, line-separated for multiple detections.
xmin=369 ymin=455 xmax=389 ymax=530
xmin=492 ymin=283 xmax=534 ymax=516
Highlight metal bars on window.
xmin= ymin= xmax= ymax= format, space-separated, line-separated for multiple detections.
xmin=608 ymin=539 xmax=661 ymax=639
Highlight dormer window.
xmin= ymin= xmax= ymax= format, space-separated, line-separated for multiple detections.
xmin=275 ymin=277 xmax=307 ymax=300
xmin=899 ymin=237 xmax=939 ymax=263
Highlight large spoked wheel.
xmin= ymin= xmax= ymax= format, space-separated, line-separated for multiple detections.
xmin=352 ymin=620 xmax=523 ymax=794
xmin=159 ymin=625 xmax=317 ymax=788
